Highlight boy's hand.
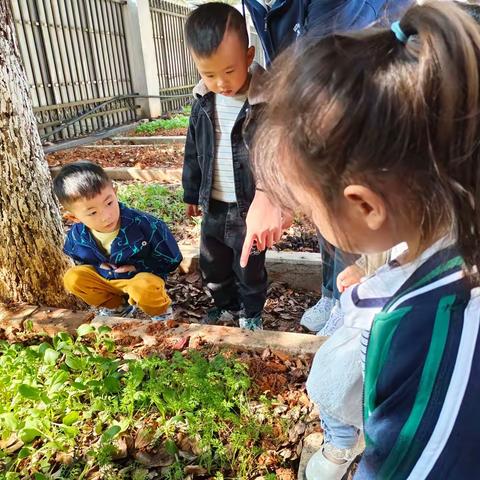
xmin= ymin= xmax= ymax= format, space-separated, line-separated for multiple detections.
xmin=240 ymin=190 xmax=283 ymax=268
xmin=337 ymin=264 xmax=365 ymax=293
xmin=100 ymin=262 xmax=114 ymax=270
xmin=114 ymin=265 xmax=137 ymax=274
xmin=186 ymin=204 xmax=202 ymax=217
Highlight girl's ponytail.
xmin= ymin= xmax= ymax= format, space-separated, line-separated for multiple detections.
xmin=400 ymin=2 xmax=480 ymax=272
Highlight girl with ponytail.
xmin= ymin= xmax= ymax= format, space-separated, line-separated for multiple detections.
xmin=253 ymin=1 xmax=480 ymax=478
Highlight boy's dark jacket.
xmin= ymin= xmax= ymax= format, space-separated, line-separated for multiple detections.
xmin=182 ymin=63 xmax=266 ymax=217
xmin=64 ymin=203 xmax=182 ymax=280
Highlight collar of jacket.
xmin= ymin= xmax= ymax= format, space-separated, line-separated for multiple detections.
xmin=192 ymin=62 xmax=267 ymax=106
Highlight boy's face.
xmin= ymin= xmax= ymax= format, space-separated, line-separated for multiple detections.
xmin=66 ymin=184 xmax=121 ymax=233
xmin=192 ymin=30 xmax=255 ymax=97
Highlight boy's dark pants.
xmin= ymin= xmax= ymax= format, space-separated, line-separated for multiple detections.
xmin=200 ymin=199 xmax=267 ymax=317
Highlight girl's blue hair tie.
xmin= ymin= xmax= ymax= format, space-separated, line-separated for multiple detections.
xmin=391 ymin=21 xmax=408 ymax=44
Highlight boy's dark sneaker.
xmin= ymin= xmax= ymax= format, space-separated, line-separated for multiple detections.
xmin=239 ymin=313 xmax=263 ymax=331
xmin=201 ymin=307 xmax=240 ymax=325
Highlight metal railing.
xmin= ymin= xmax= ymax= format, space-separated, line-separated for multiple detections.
xmin=150 ymin=0 xmax=198 ymax=112
xmin=11 ymin=0 xmax=136 ymax=141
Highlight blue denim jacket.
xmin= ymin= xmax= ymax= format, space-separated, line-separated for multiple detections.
xmin=64 ymin=203 xmax=182 ymax=280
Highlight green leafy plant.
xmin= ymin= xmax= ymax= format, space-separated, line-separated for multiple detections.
xmin=135 ymin=115 xmax=189 ymax=135
xmin=0 ymin=327 xmax=289 ymax=478
xmin=117 ymin=183 xmax=186 ymax=226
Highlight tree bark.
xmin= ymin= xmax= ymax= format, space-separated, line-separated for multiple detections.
xmin=0 ymin=1 xmax=78 ymax=308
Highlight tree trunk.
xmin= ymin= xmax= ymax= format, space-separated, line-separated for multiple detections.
xmin=0 ymin=1 xmax=78 ymax=308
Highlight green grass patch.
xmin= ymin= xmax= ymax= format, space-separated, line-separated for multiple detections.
xmin=117 ymin=183 xmax=185 ymax=226
xmin=0 ymin=327 xmax=288 ymax=479
xmin=181 ymin=105 xmax=192 ymax=115
xmin=135 ymin=115 xmax=189 ymax=135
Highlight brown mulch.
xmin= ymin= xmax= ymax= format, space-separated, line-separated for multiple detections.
xmin=273 ymin=218 xmax=318 ymax=253
xmin=46 ymin=144 xmax=184 ymax=169
xmin=167 ymin=271 xmax=318 ymax=332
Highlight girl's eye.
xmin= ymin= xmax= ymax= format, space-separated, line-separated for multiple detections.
xmin=107 ymin=201 xmax=113 ymax=206
xmin=206 ymin=75 xmax=214 ymax=79
xmin=226 ymin=70 xmax=234 ymax=74
xmin=89 ymin=211 xmax=97 ymax=216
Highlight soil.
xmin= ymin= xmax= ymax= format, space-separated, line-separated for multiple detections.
xmin=274 ymin=219 xmax=318 ymax=253
xmin=46 ymin=144 xmax=184 ymax=169
xmin=166 ymin=271 xmax=319 ymax=333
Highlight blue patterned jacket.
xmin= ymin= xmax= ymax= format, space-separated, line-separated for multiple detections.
xmin=64 ymin=203 xmax=182 ymax=280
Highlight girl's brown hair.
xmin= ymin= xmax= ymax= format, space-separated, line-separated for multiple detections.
xmin=253 ymin=1 xmax=480 ymax=273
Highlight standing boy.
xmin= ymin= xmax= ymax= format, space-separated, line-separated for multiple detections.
xmin=183 ymin=2 xmax=267 ymax=330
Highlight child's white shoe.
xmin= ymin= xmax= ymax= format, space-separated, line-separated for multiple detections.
xmin=305 ymin=442 xmax=357 ymax=480
xmin=150 ymin=306 xmax=173 ymax=322
xmin=97 ymin=304 xmax=136 ymax=318
xmin=317 ymin=301 xmax=344 ymax=336
xmin=301 ymin=296 xmax=335 ymax=332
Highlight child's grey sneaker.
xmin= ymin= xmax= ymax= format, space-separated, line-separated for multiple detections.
xmin=201 ymin=307 xmax=240 ymax=325
xmin=301 ymin=296 xmax=336 ymax=332
xmin=97 ymin=304 xmax=136 ymax=318
xmin=150 ymin=306 xmax=173 ymax=322
xmin=239 ymin=314 xmax=263 ymax=331
xmin=317 ymin=301 xmax=344 ymax=337
xmin=305 ymin=441 xmax=359 ymax=480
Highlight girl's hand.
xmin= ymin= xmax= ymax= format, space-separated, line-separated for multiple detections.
xmin=337 ymin=264 xmax=365 ymax=293
xmin=186 ymin=204 xmax=202 ymax=217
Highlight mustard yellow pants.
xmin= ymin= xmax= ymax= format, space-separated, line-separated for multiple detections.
xmin=64 ymin=265 xmax=171 ymax=315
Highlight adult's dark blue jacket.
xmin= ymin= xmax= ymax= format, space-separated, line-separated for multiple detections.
xmin=244 ymin=0 xmax=411 ymax=64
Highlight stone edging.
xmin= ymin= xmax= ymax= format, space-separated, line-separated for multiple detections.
xmin=111 ymin=136 xmax=186 ymax=145
xmin=50 ymin=166 xmax=182 ymax=183
xmin=0 ymin=305 xmax=325 ymax=356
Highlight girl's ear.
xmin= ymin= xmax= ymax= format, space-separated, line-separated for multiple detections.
xmin=343 ymin=185 xmax=387 ymax=231
xmin=247 ymin=46 xmax=255 ymax=66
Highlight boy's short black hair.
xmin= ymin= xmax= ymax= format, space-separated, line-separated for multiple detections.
xmin=185 ymin=2 xmax=249 ymax=57
xmin=53 ymin=161 xmax=111 ymax=206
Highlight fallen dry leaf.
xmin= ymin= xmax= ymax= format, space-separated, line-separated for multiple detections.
xmin=184 ymin=465 xmax=208 ymax=475
xmin=134 ymin=448 xmax=175 ymax=467
xmin=134 ymin=427 xmax=155 ymax=450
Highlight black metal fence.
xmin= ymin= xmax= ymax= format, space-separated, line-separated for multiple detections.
xmin=11 ymin=0 xmax=137 ymax=142
xmin=149 ymin=0 xmax=198 ymax=113
xmin=11 ymin=0 xmax=266 ymax=144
